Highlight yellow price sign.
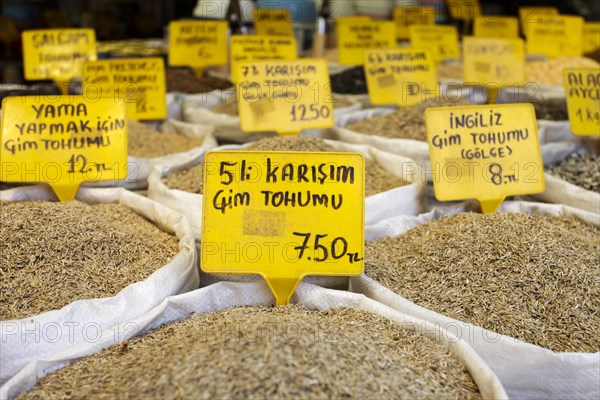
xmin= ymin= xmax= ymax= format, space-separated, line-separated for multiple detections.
xmin=583 ymin=22 xmax=600 ymax=53
xmin=474 ymin=16 xmax=519 ymax=39
xmin=446 ymin=0 xmax=481 ymax=21
xmin=519 ymin=7 xmax=558 ymax=37
xmin=337 ymin=20 xmax=396 ymax=65
xmin=393 ymin=6 xmax=436 ymax=40
xmin=168 ymin=20 xmax=228 ymax=72
xmin=409 ymin=25 xmax=460 ymax=64
xmin=82 ymin=57 xmax=167 ymax=120
xmin=230 ymin=35 xmax=297 ymax=83
xmin=463 ymin=37 xmax=525 ymax=87
xmin=526 ymin=15 xmax=584 ymax=57
xmin=201 ymin=151 xmax=365 ymax=305
xmin=0 ymin=96 xmax=127 ymax=201
xmin=235 ymin=59 xmax=334 ymax=135
xmin=563 ymin=68 xmax=600 ymax=137
xmin=365 ymin=48 xmax=438 ymax=107
xmin=425 ymin=104 xmax=544 ymax=213
xmin=254 ymin=9 xmax=294 ymax=37
xmin=22 ymin=29 xmax=96 ymax=93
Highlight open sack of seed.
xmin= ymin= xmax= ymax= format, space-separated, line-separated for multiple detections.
xmin=2 ymin=281 xmax=508 ymax=399
xmin=87 ymin=119 xmax=218 ymax=190
xmin=529 ymin=142 xmax=600 ymax=214
xmin=147 ymin=135 xmax=426 ymax=242
xmin=0 ymin=185 xmax=198 ymax=386
xmin=354 ymin=200 xmax=600 ymax=399
xmin=182 ymin=89 xmax=362 ymax=144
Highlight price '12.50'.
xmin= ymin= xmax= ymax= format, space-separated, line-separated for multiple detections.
xmin=290 ymin=104 xmax=330 ymax=122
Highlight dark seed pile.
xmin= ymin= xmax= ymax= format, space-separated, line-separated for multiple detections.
xmin=530 ymin=98 xmax=569 ymax=121
xmin=0 ymin=201 xmax=179 ymax=320
xmin=163 ymin=136 xmax=409 ymax=196
xmin=365 ymin=212 xmax=600 ymax=353
xmin=547 ymin=153 xmax=600 ymax=192
xmin=166 ymin=69 xmax=232 ymax=94
xmin=346 ymin=97 xmax=471 ymax=141
xmin=19 ymin=306 xmax=482 ymax=400
xmin=330 ymin=66 xmax=368 ymax=94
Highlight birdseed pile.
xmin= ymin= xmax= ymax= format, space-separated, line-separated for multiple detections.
xmin=365 ymin=212 xmax=600 ymax=353
xmin=547 ymin=153 xmax=600 ymax=192
xmin=211 ymin=95 xmax=355 ymax=116
xmin=346 ymin=97 xmax=472 ymax=141
xmin=166 ymin=69 xmax=232 ymax=94
xmin=525 ymin=57 xmax=600 ymax=87
xmin=128 ymin=120 xmax=207 ymax=158
xmin=0 ymin=201 xmax=179 ymax=320
xmin=530 ymin=98 xmax=569 ymax=121
xmin=20 ymin=306 xmax=482 ymax=399
xmin=162 ymin=136 xmax=409 ymax=196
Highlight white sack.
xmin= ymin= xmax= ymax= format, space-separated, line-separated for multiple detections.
xmin=356 ymin=200 xmax=600 ymax=399
xmin=531 ymin=142 xmax=600 ymax=214
xmin=2 ymin=282 xmax=508 ymax=400
xmin=182 ymin=90 xmax=362 ymax=143
xmin=0 ymin=186 xmax=198 ymax=387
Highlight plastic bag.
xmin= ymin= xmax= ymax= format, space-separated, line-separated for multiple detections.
xmin=356 ymin=200 xmax=600 ymax=399
xmin=0 ymin=186 xmax=198 ymax=387
xmin=1 ymin=281 xmax=508 ymax=400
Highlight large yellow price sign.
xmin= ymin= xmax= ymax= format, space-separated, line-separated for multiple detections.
xmin=235 ymin=59 xmax=334 ymax=135
xmin=563 ymin=68 xmax=600 ymax=137
xmin=365 ymin=48 xmax=438 ymax=107
xmin=474 ymin=16 xmax=519 ymax=39
xmin=519 ymin=6 xmax=558 ymax=37
xmin=463 ymin=37 xmax=525 ymax=87
xmin=425 ymin=104 xmax=544 ymax=213
xmin=201 ymin=151 xmax=365 ymax=305
xmin=409 ymin=25 xmax=460 ymax=64
xmin=253 ymin=9 xmax=294 ymax=37
xmin=230 ymin=35 xmax=297 ymax=83
xmin=337 ymin=20 xmax=396 ymax=65
xmin=446 ymin=0 xmax=481 ymax=21
xmin=0 ymin=96 xmax=127 ymax=201
xmin=526 ymin=16 xmax=584 ymax=57
xmin=22 ymin=29 xmax=96 ymax=93
xmin=82 ymin=57 xmax=167 ymax=120
xmin=583 ymin=22 xmax=600 ymax=54
xmin=168 ymin=20 xmax=228 ymax=73
xmin=393 ymin=6 xmax=436 ymax=40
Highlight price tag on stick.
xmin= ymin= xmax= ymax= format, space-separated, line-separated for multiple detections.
xmin=473 ymin=16 xmax=519 ymax=39
xmin=254 ymin=9 xmax=295 ymax=37
xmin=409 ymin=25 xmax=460 ymax=64
xmin=425 ymin=104 xmax=545 ymax=213
xmin=583 ymin=23 xmax=600 ymax=54
xmin=0 ymin=96 xmax=127 ymax=201
xmin=230 ymin=35 xmax=297 ymax=83
xmin=562 ymin=68 xmax=600 ymax=137
xmin=235 ymin=59 xmax=334 ymax=136
xmin=82 ymin=57 xmax=167 ymax=120
xmin=526 ymin=16 xmax=584 ymax=57
xmin=446 ymin=0 xmax=481 ymax=21
xmin=393 ymin=6 xmax=436 ymax=40
xmin=365 ymin=48 xmax=438 ymax=107
xmin=337 ymin=20 xmax=396 ymax=65
xmin=168 ymin=21 xmax=228 ymax=77
xmin=201 ymin=151 xmax=365 ymax=305
xmin=22 ymin=29 xmax=97 ymax=94
xmin=519 ymin=7 xmax=559 ymax=37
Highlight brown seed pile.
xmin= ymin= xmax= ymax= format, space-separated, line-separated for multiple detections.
xmin=547 ymin=153 xmax=600 ymax=192
xmin=128 ymin=120 xmax=207 ymax=158
xmin=0 ymin=201 xmax=179 ymax=320
xmin=530 ymin=98 xmax=569 ymax=121
xmin=211 ymin=95 xmax=355 ymax=116
xmin=20 ymin=306 xmax=482 ymax=399
xmin=166 ymin=68 xmax=232 ymax=94
xmin=346 ymin=97 xmax=472 ymax=141
xmin=163 ymin=136 xmax=409 ymax=196
xmin=365 ymin=212 xmax=600 ymax=353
